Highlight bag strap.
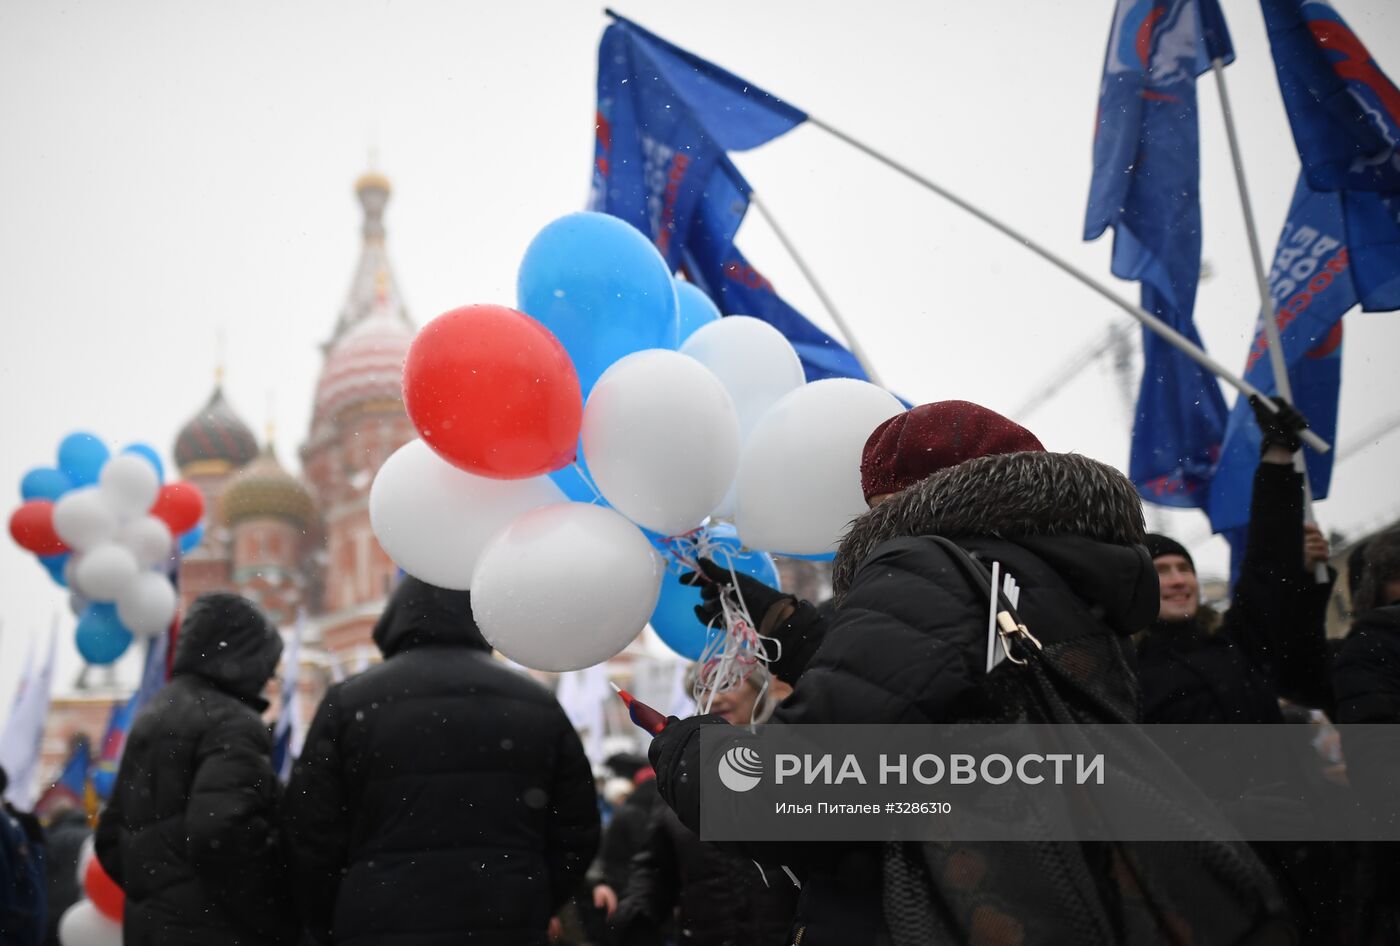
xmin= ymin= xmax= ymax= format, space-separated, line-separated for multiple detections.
xmin=924 ymin=537 xmax=1042 ymax=667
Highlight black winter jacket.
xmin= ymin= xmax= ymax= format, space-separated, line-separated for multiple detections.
xmin=1334 ymin=604 xmax=1400 ymax=826
xmin=1137 ymin=463 xmax=1334 ymax=724
xmin=614 ymin=802 xmax=798 ymax=946
xmin=282 ymin=577 xmax=600 ymax=946
xmin=94 ymin=592 xmax=294 ymax=946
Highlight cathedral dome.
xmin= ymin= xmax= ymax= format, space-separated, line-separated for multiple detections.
xmin=312 ymin=313 xmax=413 ymax=425
xmin=222 ymin=444 xmax=315 ymax=529
xmin=173 ymin=385 xmax=259 ymax=475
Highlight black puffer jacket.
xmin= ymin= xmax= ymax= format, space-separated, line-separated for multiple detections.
xmin=282 ymin=577 xmax=600 ymax=946
xmin=1334 ymin=604 xmax=1400 ymax=825
xmin=94 ymin=592 xmax=294 ymax=946
xmin=614 ymin=802 xmax=798 ymax=946
xmin=652 ymin=452 xmax=1287 ymax=946
xmin=1137 ymin=463 xmax=1334 ymax=724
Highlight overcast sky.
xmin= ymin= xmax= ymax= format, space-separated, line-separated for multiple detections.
xmin=2 ymin=0 xmax=1398 ymax=712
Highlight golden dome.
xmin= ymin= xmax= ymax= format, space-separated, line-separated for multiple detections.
xmin=222 ymin=444 xmax=315 ymax=529
xmin=355 ymin=171 xmax=392 ymax=195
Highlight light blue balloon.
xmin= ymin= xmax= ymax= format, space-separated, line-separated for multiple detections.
xmin=57 ymin=433 xmax=110 ymax=487
xmin=75 ymin=603 xmax=134 ymax=665
xmin=38 ymin=552 xmax=70 ymax=587
xmin=675 ymin=281 xmax=722 ymax=343
xmin=20 ymin=467 xmax=73 ymax=502
xmin=121 ymin=443 xmax=165 ymax=483
xmin=650 ymin=523 xmax=782 ymax=660
xmin=784 ymin=550 xmax=837 ymax=563
xmin=517 ymin=212 xmax=679 ymax=397
xmin=178 ymin=522 xmax=206 ymax=554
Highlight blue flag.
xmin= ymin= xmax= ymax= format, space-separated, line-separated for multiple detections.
xmin=591 ymin=12 xmax=866 ymax=381
xmin=1085 ymin=0 xmax=1233 ymax=507
xmin=1260 ymin=0 xmax=1400 ymax=194
xmin=1209 ymin=2 xmax=1400 ymax=544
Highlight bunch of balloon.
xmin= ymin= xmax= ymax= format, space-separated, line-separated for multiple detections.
xmin=371 ymin=210 xmax=906 ymax=680
xmin=8 ymin=433 xmax=202 ymax=665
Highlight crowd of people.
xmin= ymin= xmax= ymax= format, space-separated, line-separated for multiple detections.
xmin=3 ymin=396 xmax=1400 ymax=945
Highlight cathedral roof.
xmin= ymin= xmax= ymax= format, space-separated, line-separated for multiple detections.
xmin=173 ymin=385 xmax=260 ymax=475
xmin=313 ymin=313 xmax=412 ymax=424
xmin=222 ymin=444 xmax=315 ymax=529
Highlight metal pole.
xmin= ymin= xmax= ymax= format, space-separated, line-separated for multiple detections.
xmin=747 ymin=191 xmax=884 ymax=386
xmin=805 ymin=114 xmax=1332 ymax=454
xmin=1211 ymin=58 xmax=1329 ymax=582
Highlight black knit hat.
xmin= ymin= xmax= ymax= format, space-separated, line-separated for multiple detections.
xmin=1144 ymin=534 xmax=1194 ymax=572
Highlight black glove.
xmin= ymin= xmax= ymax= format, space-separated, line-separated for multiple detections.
xmin=1249 ymin=394 xmax=1308 ymax=454
xmin=680 ymin=557 xmax=793 ymax=630
xmin=647 ymin=714 xmax=728 ymax=831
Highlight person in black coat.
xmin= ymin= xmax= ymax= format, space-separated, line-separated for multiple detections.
xmin=1334 ymin=527 xmax=1400 ymax=823
xmin=1135 ymin=399 xmax=1334 ymax=725
xmin=651 ymin=401 xmax=1288 ymax=946
xmin=282 ymin=576 xmax=600 ymax=946
xmin=613 ymin=668 xmax=797 ymax=946
xmin=94 ymin=592 xmax=295 ymax=946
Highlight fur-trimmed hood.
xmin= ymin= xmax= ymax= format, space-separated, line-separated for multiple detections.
xmin=832 ymin=451 xmax=1146 ymax=600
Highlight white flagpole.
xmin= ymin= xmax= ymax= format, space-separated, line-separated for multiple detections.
xmin=747 ymin=191 xmax=884 ymax=386
xmin=1210 ymin=58 xmax=1329 ymax=583
xmin=805 ymin=114 xmax=1332 ymax=455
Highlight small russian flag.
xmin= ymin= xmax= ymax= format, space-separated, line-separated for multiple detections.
xmin=611 ymin=682 xmax=669 ymax=735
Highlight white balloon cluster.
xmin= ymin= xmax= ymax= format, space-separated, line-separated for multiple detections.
xmin=53 ymin=454 xmax=178 ymax=636
xmin=371 ymin=305 xmax=902 ymax=673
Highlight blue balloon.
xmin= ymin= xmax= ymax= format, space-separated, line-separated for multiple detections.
xmin=38 ymin=552 xmax=70 ymax=587
xmin=650 ymin=523 xmax=782 ymax=660
xmin=57 ymin=433 xmax=110 ymax=487
xmin=75 ymin=603 xmax=134 ymax=665
xmin=20 ymin=467 xmax=73 ymax=502
xmin=178 ymin=522 xmax=206 ymax=554
xmin=784 ymin=550 xmax=837 ymax=563
xmin=517 ymin=212 xmax=679 ymax=397
xmin=675 ymin=281 xmax=722 ymax=343
xmin=121 ymin=443 xmax=165 ymax=483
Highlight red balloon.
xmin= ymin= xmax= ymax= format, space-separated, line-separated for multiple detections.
xmin=403 ymin=304 xmax=583 ymax=479
xmin=8 ymin=500 xmax=68 ymax=555
xmin=84 ymin=855 xmax=124 ymax=921
xmin=150 ymin=482 xmax=205 ymax=534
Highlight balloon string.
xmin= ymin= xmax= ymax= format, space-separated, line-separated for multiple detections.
xmin=666 ymin=527 xmax=778 ymax=720
xmin=571 ymin=461 xmax=607 ymax=505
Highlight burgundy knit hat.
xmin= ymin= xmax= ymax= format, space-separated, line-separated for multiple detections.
xmin=860 ymin=400 xmax=1045 ymax=502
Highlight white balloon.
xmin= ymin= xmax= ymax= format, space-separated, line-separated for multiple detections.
xmin=369 ymin=439 xmax=566 ymax=591
xmin=736 ymin=379 xmax=904 ymax=556
xmin=679 ymin=316 xmax=806 ymax=441
xmin=581 ymin=350 xmax=740 ymax=536
xmin=471 ymin=503 xmax=662 ymax=671
xmin=53 ymin=487 xmax=119 ymax=552
xmin=73 ymin=544 xmax=140 ymax=602
xmin=58 ymin=901 xmax=122 ymax=946
xmin=118 ymin=516 xmax=173 ymax=568
xmin=99 ymin=453 xmax=160 ymax=518
xmin=116 ymin=571 xmax=178 ymax=636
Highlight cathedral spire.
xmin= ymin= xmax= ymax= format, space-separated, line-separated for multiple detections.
xmin=328 ymin=169 xmax=410 ymax=343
